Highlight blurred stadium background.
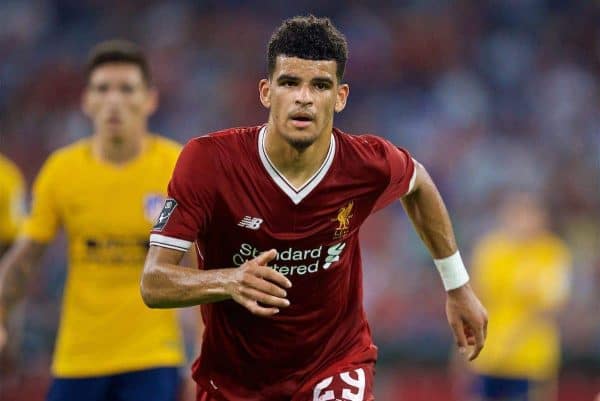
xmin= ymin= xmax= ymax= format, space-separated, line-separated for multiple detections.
xmin=1 ymin=0 xmax=599 ymax=400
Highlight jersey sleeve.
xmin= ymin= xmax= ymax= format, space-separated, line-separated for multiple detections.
xmin=149 ymin=138 xmax=217 ymax=252
xmin=0 ymin=161 xmax=25 ymax=242
xmin=372 ymin=138 xmax=416 ymax=212
xmin=20 ymin=154 xmax=61 ymax=242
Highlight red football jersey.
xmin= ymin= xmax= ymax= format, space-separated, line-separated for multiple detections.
xmin=150 ymin=125 xmax=415 ymax=400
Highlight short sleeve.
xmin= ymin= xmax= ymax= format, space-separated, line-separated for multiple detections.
xmin=0 ymin=161 xmax=25 ymax=241
xmin=149 ymin=138 xmax=217 ymax=252
xmin=20 ymin=154 xmax=61 ymax=242
xmin=372 ymin=139 xmax=415 ymax=212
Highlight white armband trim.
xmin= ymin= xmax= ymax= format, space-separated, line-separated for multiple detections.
xmin=149 ymin=234 xmax=192 ymax=252
xmin=434 ymin=251 xmax=470 ymax=291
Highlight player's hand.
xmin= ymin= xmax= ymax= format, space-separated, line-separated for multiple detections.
xmin=446 ymin=283 xmax=488 ymax=361
xmin=225 ymin=249 xmax=292 ymax=317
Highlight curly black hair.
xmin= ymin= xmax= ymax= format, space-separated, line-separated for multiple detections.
xmin=267 ymin=15 xmax=348 ymax=82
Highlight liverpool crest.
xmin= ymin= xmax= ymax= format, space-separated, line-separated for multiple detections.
xmin=332 ymin=201 xmax=354 ymax=239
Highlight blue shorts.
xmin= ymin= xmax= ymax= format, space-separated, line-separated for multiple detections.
xmin=474 ymin=375 xmax=530 ymax=400
xmin=47 ymin=367 xmax=180 ymax=401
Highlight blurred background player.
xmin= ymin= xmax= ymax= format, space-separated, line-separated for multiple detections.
xmin=0 ymin=153 xmax=24 ymax=257
xmin=0 ymin=40 xmax=185 ymax=401
xmin=468 ymin=191 xmax=571 ymax=401
xmin=0 ymin=153 xmax=25 ymax=370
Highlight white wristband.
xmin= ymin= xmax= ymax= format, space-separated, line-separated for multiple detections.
xmin=434 ymin=251 xmax=470 ymax=291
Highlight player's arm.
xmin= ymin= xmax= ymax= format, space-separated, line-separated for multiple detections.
xmin=140 ymin=246 xmax=291 ymax=316
xmin=143 ymin=138 xmax=291 ymax=316
xmin=0 ymin=239 xmax=47 ymax=314
xmin=0 ymin=239 xmax=47 ymax=349
xmin=400 ymin=161 xmax=488 ymax=361
xmin=0 ymin=153 xmax=60 ymax=349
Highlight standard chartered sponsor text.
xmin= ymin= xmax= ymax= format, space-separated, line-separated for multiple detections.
xmin=232 ymin=242 xmax=344 ymax=276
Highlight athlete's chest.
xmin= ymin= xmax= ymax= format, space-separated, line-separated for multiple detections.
xmin=211 ymin=156 xmax=384 ymax=250
xmin=213 ymin=135 xmax=382 ymax=244
xmin=57 ymin=163 xmax=171 ymax=235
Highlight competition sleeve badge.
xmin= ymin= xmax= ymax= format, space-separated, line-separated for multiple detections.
xmin=332 ymin=201 xmax=354 ymax=239
xmin=152 ymin=198 xmax=178 ymax=231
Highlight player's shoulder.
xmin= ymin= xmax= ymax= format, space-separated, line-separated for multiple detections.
xmin=183 ymin=125 xmax=261 ymax=155
xmin=150 ymin=134 xmax=182 ymax=153
xmin=203 ymin=125 xmax=261 ymax=139
xmin=334 ymin=128 xmax=403 ymax=158
xmin=537 ymin=232 xmax=570 ymax=257
xmin=27 ymin=140 xmax=89 ymax=185
xmin=192 ymin=125 xmax=260 ymax=144
xmin=334 ymin=128 xmax=413 ymax=179
xmin=0 ymin=153 xmax=18 ymax=171
xmin=148 ymin=134 xmax=182 ymax=161
xmin=43 ymin=139 xmax=91 ymax=170
xmin=0 ymin=153 xmax=23 ymax=182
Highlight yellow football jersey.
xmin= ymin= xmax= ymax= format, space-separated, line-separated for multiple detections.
xmin=470 ymin=231 xmax=571 ymax=380
xmin=0 ymin=153 xmax=25 ymax=242
xmin=21 ymin=136 xmax=184 ymax=377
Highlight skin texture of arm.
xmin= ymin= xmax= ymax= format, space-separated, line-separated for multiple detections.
xmin=401 ymin=162 xmax=457 ymax=258
xmin=140 ymin=246 xmax=291 ymax=316
xmin=401 ymin=161 xmax=488 ymax=361
xmin=0 ymin=238 xmax=47 ymax=349
xmin=140 ymin=246 xmax=233 ymax=308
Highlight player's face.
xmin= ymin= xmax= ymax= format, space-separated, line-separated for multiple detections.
xmin=501 ymin=192 xmax=547 ymax=237
xmin=259 ymin=56 xmax=349 ymax=150
xmin=83 ymin=63 xmax=157 ymax=142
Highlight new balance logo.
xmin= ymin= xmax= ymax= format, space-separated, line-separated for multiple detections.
xmin=323 ymin=242 xmax=346 ymax=269
xmin=238 ymin=216 xmax=263 ymax=230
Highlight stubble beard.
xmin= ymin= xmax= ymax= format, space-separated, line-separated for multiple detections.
xmin=110 ymin=134 xmax=125 ymax=146
xmin=284 ymin=135 xmax=315 ymax=151
xmin=280 ymin=128 xmax=320 ymax=151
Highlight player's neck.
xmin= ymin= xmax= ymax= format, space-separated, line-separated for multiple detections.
xmin=264 ymin=125 xmax=332 ymax=190
xmin=91 ymin=130 xmax=148 ymax=165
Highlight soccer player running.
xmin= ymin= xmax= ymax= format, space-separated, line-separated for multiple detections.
xmin=0 ymin=41 xmax=185 ymax=401
xmin=141 ymin=16 xmax=488 ymax=401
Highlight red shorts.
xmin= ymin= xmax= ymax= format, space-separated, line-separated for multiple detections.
xmin=196 ymin=362 xmax=374 ymax=401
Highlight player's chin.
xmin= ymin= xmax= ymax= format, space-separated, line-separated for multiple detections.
xmin=283 ymin=131 xmax=318 ymax=151
xmin=101 ymin=125 xmax=127 ymax=143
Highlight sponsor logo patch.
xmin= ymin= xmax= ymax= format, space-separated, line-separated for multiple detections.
xmin=152 ymin=198 xmax=177 ymax=231
xmin=232 ymin=242 xmax=346 ymax=276
xmin=238 ymin=216 xmax=264 ymax=230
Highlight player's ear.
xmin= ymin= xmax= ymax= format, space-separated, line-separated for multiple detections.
xmin=334 ymin=83 xmax=349 ymax=113
xmin=145 ymin=86 xmax=159 ymax=116
xmin=259 ymin=78 xmax=271 ymax=109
